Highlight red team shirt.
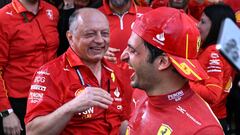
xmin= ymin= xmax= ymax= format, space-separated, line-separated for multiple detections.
xmin=25 ymin=48 xmax=133 ymax=135
xmin=190 ymin=45 xmax=235 ymax=119
xmin=0 ymin=0 xmax=59 ymax=111
xmin=98 ymin=0 xmax=151 ymax=71
xmin=126 ymin=84 xmax=223 ymax=135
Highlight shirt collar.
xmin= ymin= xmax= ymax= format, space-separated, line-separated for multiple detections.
xmin=148 ymin=83 xmax=193 ymax=107
xmin=65 ymin=48 xmax=114 ymax=72
xmin=12 ymin=0 xmax=43 ymax=14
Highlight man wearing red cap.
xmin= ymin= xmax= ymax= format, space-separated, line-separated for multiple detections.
xmin=121 ymin=7 xmax=224 ymax=134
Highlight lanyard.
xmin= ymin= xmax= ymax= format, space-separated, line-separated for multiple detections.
xmin=75 ymin=67 xmax=85 ymax=86
xmin=74 ymin=67 xmax=110 ymax=92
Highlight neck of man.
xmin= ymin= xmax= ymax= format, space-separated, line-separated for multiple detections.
xmin=84 ymin=61 xmax=102 ymax=85
xmin=19 ymin=0 xmax=39 ymax=15
xmin=110 ymin=1 xmax=131 ymax=16
xmin=147 ymin=68 xmax=188 ymax=96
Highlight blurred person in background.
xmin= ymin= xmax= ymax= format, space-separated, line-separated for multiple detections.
xmin=0 ymin=0 xmax=59 ymax=134
xmin=189 ymin=3 xmax=236 ymax=134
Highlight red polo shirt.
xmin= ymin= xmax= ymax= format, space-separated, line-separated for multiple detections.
xmin=25 ymin=48 xmax=133 ymax=135
xmin=0 ymin=0 xmax=59 ymax=111
xmin=98 ymin=0 xmax=151 ymax=72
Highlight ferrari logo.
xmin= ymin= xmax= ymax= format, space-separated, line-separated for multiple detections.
xmin=157 ymin=124 xmax=172 ymax=135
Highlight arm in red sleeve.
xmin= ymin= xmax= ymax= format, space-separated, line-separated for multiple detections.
xmin=189 ymin=46 xmax=225 ymax=105
xmin=0 ymin=23 xmax=11 ymax=111
xmin=189 ymin=77 xmax=223 ymax=104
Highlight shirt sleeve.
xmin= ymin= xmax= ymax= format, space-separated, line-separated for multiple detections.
xmin=0 ymin=22 xmax=11 ymax=111
xmin=24 ymin=67 xmax=63 ymax=124
xmin=189 ymin=46 xmax=224 ymax=105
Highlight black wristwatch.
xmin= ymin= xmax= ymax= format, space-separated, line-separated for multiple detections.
xmin=0 ymin=109 xmax=13 ymax=118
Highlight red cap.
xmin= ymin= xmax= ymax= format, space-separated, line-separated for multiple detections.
xmin=132 ymin=7 xmax=208 ymax=81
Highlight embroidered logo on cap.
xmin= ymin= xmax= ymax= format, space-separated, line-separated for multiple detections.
xmin=153 ymin=32 xmax=165 ymax=45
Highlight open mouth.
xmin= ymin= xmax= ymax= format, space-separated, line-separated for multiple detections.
xmin=128 ymin=65 xmax=135 ymax=81
xmin=89 ymin=46 xmax=105 ymax=53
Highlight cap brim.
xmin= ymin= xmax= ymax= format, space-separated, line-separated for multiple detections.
xmin=167 ymin=54 xmax=209 ymax=81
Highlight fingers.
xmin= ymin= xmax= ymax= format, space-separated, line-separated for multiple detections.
xmin=104 ymin=55 xmax=117 ymax=63
xmin=85 ymin=87 xmax=113 ymax=102
xmin=108 ymin=47 xmax=121 ymax=53
xmin=82 ymin=87 xmax=113 ymax=108
xmin=3 ymin=116 xmax=22 ymax=135
xmin=105 ymin=47 xmax=120 ymax=63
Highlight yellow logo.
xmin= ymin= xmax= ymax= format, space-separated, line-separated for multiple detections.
xmin=236 ymin=10 xmax=240 ymax=24
xmin=224 ymin=77 xmax=232 ymax=92
xmin=169 ymin=57 xmax=203 ymax=80
xmin=157 ymin=124 xmax=172 ymax=135
xmin=197 ymin=36 xmax=201 ymax=53
xmin=111 ymin=72 xmax=116 ymax=82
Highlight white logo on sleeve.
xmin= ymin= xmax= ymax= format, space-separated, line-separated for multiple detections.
xmin=46 ymin=9 xmax=53 ymax=20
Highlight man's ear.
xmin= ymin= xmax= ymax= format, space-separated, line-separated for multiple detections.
xmin=66 ymin=31 xmax=73 ymax=47
xmin=157 ymin=55 xmax=171 ymax=70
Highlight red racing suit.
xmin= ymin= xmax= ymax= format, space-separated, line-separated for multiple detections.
xmin=127 ymin=84 xmax=224 ymax=135
xmin=0 ymin=0 xmax=59 ymax=111
xmin=189 ymin=45 xmax=235 ymax=119
xmin=25 ymin=48 xmax=133 ymax=135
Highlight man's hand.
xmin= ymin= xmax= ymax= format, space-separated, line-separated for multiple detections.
xmin=69 ymin=87 xmax=113 ymax=113
xmin=104 ymin=47 xmax=120 ymax=63
xmin=3 ymin=113 xmax=23 ymax=135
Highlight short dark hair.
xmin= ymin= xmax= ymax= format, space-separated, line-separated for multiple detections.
xmin=202 ymin=3 xmax=236 ymax=48
xmin=143 ymin=41 xmax=164 ymax=63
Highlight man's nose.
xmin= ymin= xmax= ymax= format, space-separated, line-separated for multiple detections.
xmin=94 ymin=33 xmax=104 ymax=43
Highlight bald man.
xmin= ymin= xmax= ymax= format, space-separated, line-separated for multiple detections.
xmin=25 ymin=8 xmax=133 ymax=135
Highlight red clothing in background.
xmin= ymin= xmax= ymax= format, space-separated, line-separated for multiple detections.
xmin=25 ymin=48 xmax=133 ymax=135
xmin=0 ymin=0 xmax=59 ymax=111
xmin=98 ymin=0 xmax=151 ymax=72
xmin=190 ymin=45 xmax=235 ymax=119
xmin=224 ymin=0 xmax=240 ymax=27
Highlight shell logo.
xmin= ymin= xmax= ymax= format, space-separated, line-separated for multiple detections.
xmin=74 ymin=89 xmax=85 ymax=96
xmin=157 ymin=124 xmax=172 ymax=135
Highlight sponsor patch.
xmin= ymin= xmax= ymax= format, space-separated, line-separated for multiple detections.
xmin=176 ymin=106 xmax=201 ymax=126
xmin=34 ymin=76 xmax=45 ymax=83
xmin=30 ymin=84 xmax=46 ymax=91
xmin=29 ymin=92 xmax=43 ymax=103
xmin=37 ymin=71 xmax=50 ymax=76
xmin=168 ymin=90 xmax=184 ymax=102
